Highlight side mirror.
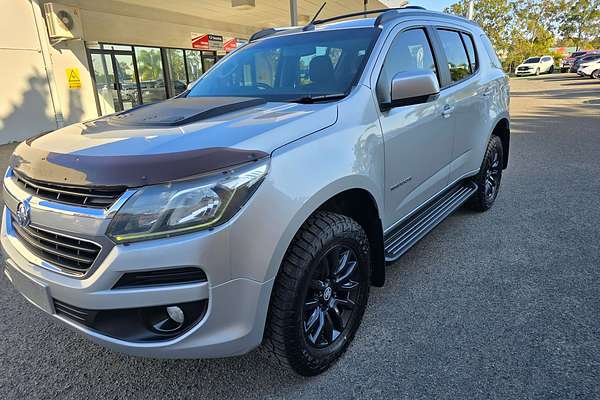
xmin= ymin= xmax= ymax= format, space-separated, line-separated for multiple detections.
xmin=382 ymin=70 xmax=440 ymax=110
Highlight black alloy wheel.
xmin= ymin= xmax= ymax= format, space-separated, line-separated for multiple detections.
xmin=303 ymin=245 xmax=361 ymax=348
xmin=469 ymin=135 xmax=504 ymax=212
xmin=262 ymin=211 xmax=370 ymax=376
xmin=483 ymin=144 xmax=502 ymax=203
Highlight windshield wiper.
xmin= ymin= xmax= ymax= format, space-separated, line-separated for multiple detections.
xmin=286 ymin=93 xmax=347 ymax=104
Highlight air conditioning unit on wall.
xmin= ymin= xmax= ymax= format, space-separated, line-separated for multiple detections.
xmin=44 ymin=3 xmax=83 ymax=40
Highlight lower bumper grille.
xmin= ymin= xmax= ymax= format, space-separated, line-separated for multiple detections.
xmin=11 ymin=218 xmax=101 ymax=276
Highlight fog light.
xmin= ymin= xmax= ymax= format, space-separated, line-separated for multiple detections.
xmin=166 ymin=306 xmax=185 ymax=324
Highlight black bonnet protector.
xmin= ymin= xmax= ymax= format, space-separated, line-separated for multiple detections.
xmin=10 ymin=97 xmax=269 ymax=188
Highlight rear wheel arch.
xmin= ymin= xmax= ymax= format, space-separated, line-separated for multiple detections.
xmin=491 ymin=118 xmax=510 ymax=169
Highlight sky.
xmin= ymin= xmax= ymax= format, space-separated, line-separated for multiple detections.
xmin=380 ymin=0 xmax=455 ymax=12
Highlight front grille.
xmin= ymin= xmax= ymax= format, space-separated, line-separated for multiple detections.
xmin=13 ymin=171 xmax=125 ymax=209
xmin=11 ymin=219 xmax=101 ymax=275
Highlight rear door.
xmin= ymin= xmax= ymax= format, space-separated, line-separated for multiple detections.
xmin=433 ymin=27 xmax=490 ymax=183
xmin=373 ymin=24 xmax=454 ymax=228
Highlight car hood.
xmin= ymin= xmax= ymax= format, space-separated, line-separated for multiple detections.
xmin=11 ymin=97 xmax=338 ymax=187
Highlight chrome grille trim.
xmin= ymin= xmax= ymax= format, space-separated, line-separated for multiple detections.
xmin=13 ymin=171 xmax=126 ymax=209
xmin=10 ymin=217 xmax=102 ymax=276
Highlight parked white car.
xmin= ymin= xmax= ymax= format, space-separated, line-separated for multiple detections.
xmin=515 ymin=56 xmax=555 ymax=76
xmin=577 ymin=59 xmax=600 ymax=79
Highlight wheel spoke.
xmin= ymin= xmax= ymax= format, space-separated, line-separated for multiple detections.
xmin=335 ymin=297 xmax=356 ymax=310
xmin=328 ymin=306 xmax=345 ymax=332
xmin=336 ymin=279 xmax=359 ymax=291
xmin=304 ymin=298 xmax=319 ymax=311
xmin=333 ymin=249 xmax=351 ymax=275
xmin=335 ymin=261 xmax=357 ymax=284
xmin=308 ymin=310 xmax=325 ymax=344
xmin=304 ymin=307 xmax=320 ymax=333
xmin=324 ymin=310 xmax=342 ymax=342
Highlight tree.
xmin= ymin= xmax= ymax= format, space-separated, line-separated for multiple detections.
xmin=445 ymin=0 xmax=513 ymax=56
xmin=556 ymin=0 xmax=600 ymax=50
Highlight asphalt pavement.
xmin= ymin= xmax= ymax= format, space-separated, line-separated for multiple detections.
xmin=0 ymin=74 xmax=599 ymax=399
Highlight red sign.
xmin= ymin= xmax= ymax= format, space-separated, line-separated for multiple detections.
xmin=223 ymin=38 xmax=237 ymax=52
xmin=191 ymin=33 xmax=223 ymax=51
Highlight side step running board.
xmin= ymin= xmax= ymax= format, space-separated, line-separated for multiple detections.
xmin=384 ymin=181 xmax=477 ymax=262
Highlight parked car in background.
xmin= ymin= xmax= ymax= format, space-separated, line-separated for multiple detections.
xmin=516 ymin=56 xmax=554 ymax=76
xmin=561 ymin=51 xmax=588 ymax=72
xmin=570 ymin=52 xmax=600 ymax=73
xmin=577 ymin=59 xmax=600 ymax=78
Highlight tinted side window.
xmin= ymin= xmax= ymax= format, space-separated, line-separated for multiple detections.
xmin=480 ymin=34 xmax=502 ymax=69
xmin=437 ymin=29 xmax=471 ymax=82
xmin=376 ymin=28 xmax=438 ymax=103
xmin=541 ymin=57 xmax=551 ymax=62
xmin=460 ymin=32 xmax=478 ymax=72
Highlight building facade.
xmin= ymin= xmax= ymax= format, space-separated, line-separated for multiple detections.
xmin=0 ymin=0 xmax=388 ymax=144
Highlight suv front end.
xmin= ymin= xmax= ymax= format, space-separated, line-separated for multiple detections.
xmin=1 ymin=159 xmax=275 ymax=358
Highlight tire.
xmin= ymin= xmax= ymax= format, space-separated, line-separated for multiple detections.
xmin=261 ymin=211 xmax=370 ymax=376
xmin=591 ymin=70 xmax=600 ymax=79
xmin=535 ymin=68 xmax=540 ymax=76
xmin=468 ymin=135 xmax=504 ymax=212
xmin=548 ymin=65 xmax=554 ymax=74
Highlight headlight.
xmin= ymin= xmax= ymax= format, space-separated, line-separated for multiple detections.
xmin=107 ymin=159 xmax=269 ymax=243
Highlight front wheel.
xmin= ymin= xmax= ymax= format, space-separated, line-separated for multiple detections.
xmin=468 ymin=135 xmax=504 ymax=212
xmin=535 ymin=68 xmax=540 ymax=76
xmin=262 ymin=211 xmax=370 ymax=376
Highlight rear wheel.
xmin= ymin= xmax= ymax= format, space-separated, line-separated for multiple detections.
xmin=468 ymin=135 xmax=504 ymax=212
xmin=591 ymin=69 xmax=600 ymax=79
xmin=548 ymin=65 xmax=555 ymax=74
xmin=535 ymin=68 xmax=540 ymax=76
xmin=262 ymin=211 xmax=370 ymax=376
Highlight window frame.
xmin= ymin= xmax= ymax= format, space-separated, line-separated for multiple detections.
xmin=374 ymin=25 xmax=443 ymax=105
xmin=459 ymin=32 xmax=479 ymax=74
xmin=432 ymin=26 xmax=481 ymax=89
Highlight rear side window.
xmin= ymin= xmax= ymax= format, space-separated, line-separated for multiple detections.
xmin=376 ymin=28 xmax=438 ymax=103
xmin=460 ymin=33 xmax=478 ymax=72
xmin=437 ymin=29 xmax=471 ymax=82
xmin=480 ymin=34 xmax=502 ymax=69
xmin=541 ymin=57 xmax=552 ymax=62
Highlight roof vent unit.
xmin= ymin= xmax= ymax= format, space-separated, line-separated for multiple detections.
xmin=44 ymin=3 xmax=83 ymax=40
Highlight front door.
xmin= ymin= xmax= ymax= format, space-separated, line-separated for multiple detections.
xmin=89 ymin=50 xmax=141 ymax=115
xmin=375 ymin=27 xmax=454 ymax=228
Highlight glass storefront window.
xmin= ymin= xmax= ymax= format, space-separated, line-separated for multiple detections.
xmin=185 ymin=50 xmax=204 ymax=82
xmin=202 ymin=52 xmax=217 ymax=72
xmin=135 ymin=46 xmax=167 ymax=104
xmin=165 ymin=48 xmax=187 ymax=97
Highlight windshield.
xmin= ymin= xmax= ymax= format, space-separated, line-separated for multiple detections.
xmin=571 ymin=52 xmax=586 ymax=58
xmin=187 ymin=28 xmax=378 ymax=102
xmin=524 ymin=57 xmax=540 ymax=64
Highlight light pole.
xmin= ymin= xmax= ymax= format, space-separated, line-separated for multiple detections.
xmin=290 ymin=0 xmax=298 ymax=26
xmin=467 ymin=0 xmax=475 ymax=20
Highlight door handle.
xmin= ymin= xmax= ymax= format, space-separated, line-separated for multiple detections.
xmin=442 ymin=105 xmax=454 ymax=118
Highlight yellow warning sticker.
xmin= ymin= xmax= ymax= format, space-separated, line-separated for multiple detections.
xmin=66 ymin=68 xmax=81 ymax=89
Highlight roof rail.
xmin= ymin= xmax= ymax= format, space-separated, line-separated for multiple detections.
xmin=311 ymin=7 xmax=424 ymax=25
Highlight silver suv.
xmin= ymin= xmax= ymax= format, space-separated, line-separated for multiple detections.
xmin=2 ymin=8 xmax=509 ymax=376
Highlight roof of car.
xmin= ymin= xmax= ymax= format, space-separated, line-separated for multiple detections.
xmin=249 ymin=9 xmax=479 ymax=42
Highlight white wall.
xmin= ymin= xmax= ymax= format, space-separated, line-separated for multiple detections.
xmin=0 ymin=0 xmax=58 ymax=143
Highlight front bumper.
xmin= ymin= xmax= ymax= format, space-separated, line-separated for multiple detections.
xmin=1 ymin=178 xmax=274 ymax=358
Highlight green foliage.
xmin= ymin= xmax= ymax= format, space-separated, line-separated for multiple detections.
xmin=445 ymin=0 xmax=600 ymax=70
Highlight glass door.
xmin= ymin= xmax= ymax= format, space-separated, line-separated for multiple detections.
xmin=90 ymin=53 xmax=119 ymax=115
xmin=114 ymin=53 xmax=141 ymax=110
xmin=89 ymin=49 xmax=141 ymax=115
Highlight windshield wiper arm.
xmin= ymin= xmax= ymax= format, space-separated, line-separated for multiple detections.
xmin=286 ymin=93 xmax=347 ymax=103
